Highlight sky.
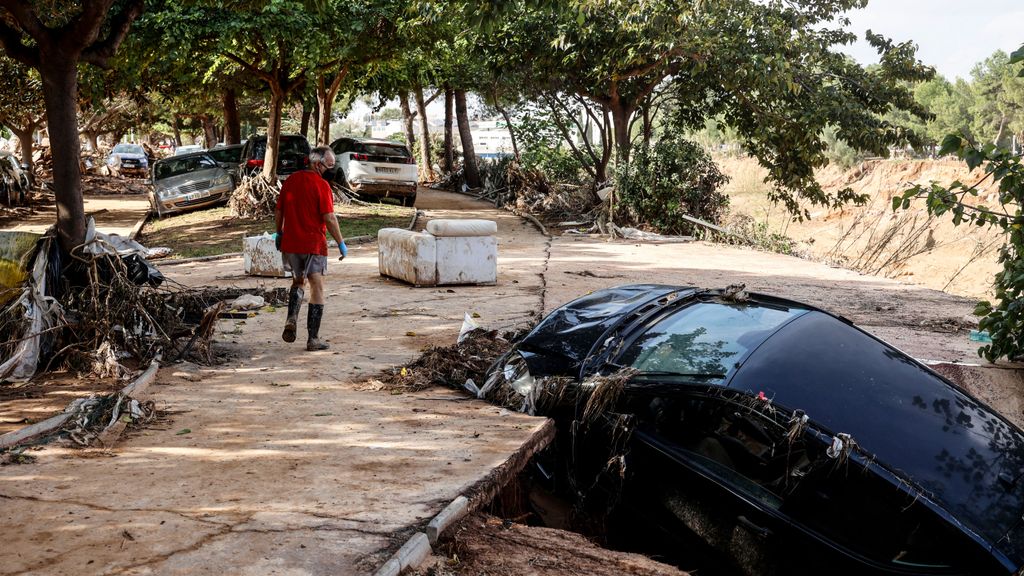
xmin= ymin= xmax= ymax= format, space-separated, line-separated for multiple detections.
xmin=842 ymin=1 xmax=1024 ymax=81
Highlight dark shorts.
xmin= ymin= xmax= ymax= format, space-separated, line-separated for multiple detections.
xmin=283 ymin=253 xmax=327 ymax=278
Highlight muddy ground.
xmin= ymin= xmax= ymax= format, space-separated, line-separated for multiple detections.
xmin=1 ymin=185 xmax=1021 ymax=575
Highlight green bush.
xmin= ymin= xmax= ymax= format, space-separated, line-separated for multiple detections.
xmin=615 ymin=135 xmax=729 ymax=236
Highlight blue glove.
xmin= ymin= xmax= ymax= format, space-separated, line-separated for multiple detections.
xmin=274 ymin=232 xmax=282 ymax=251
xmin=338 ymin=240 xmax=348 ymax=260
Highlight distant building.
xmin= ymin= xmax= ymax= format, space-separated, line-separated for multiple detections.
xmin=369 ymin=120 xmax=406 ymax=140
xmin=471 ymin=121 xmax=514 ymax=159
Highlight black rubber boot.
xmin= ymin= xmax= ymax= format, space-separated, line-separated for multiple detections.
xmin=306 ymin=304 xmax=328 ymax=351
xmin=282 ymin=287 xmax=304 ymax=343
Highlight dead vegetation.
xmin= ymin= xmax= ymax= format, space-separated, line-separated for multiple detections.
xmin=229 ymin=174 xmax=281 ymax=218
xmin=375 ymin=329 xmax=517 ymax=394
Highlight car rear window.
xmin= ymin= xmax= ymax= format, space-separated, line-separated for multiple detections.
xmin=207 ymin=147 xmax=241 ymax=163
xmin=618 ymin=301 xmax=806 ymax=378
xmin=352 ymin=143 xmax=410 ymax=157
xmin=155 ymin=154 xmax=217 ymax=180
xmin=252 ymin=137 xmax=310 ymax=159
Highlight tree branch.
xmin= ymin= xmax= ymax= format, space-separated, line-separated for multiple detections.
xmin=0 ymin=19 xmax=39 ymax=67
xmin=0 ymin=0 xmax=48 ymax=41
xmin=81 ymin=0 xmax=145 ymax=67
xmin=221 ymin=51 xmax=274 ymax=85
xmin=542 ymin=93 xmax=598 ymax=179
xmin=424 ymin=89 xmax=442 ymax=106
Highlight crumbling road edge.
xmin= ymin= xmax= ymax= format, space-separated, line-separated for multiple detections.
xmin=371 ymin=418 xmax=556 ymax=576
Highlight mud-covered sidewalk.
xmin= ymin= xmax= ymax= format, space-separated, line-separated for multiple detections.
xmin=2 ymin=188 xmax=1020 ymax=575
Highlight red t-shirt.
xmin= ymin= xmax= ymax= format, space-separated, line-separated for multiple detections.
xmin=276 ymin=170 xmax=334 ymax=256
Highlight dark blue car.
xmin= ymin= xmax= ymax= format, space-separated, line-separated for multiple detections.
xmin=487 ymin=285 xmax=1024 ymax=575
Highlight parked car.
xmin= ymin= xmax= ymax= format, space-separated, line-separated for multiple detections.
xmin=106 ymin=143 xmax=149 ymax=177
xmin=238 ymin=134 xmax=310 ymax=181
xmin=486 ymin=285 xmax=1024 ymax=575
xmin=172 ymin=144 xmax=204 ymax=156
xmin=149 ymin=152 xmax=233 ymax=217
xmin=206 ymin=144 xmax=244 ymax=185
xmin=328 ymin=137 xmax=417 ymax=206
xmin=0 ymin=151 xmax=30 ymax=205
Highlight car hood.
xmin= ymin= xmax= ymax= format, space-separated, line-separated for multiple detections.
xmin=155 ymin=167 xmax=225 ymax=191
xmin=731 ymin=311 xmax=1024 ymax=565
xmin=112 ymin=153 xmax=147 ymax=161
xmin=517 ymin=285 xmax=694 ymax=377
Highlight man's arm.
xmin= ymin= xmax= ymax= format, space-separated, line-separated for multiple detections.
xmin=323 ymin=211 xmax=344 ymax=248
xmin=275 ymin=208 xmax=284 ymax=234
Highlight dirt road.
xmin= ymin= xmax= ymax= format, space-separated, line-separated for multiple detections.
xmin=2 ymin=195 xmax=150 ymax=237
xmin=2 ymin=187 xmax=1020 ymax=575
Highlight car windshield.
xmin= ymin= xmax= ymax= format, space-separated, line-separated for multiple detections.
xmin=207 ymin=147 xmax=241 ymax=163
xmin=353 ymin=143 xmax=410 ymax=157
xmin=253 ymin=137 xmax=310 ymax=158
xmin=618 ymin=301 xmax=807 ymax=379
xmin=154 ymin=154 xmax=217 ymax=180
xmin=113 ymin=144 xmax=144 ymax=155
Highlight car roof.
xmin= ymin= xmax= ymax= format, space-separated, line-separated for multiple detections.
xmin=332 ymin=136 xmax=407 ymax=146
xmin=154 ymin=151 xmax=214 ymax=165
xmin=731 ymin=310 xmax=1024 ymax=556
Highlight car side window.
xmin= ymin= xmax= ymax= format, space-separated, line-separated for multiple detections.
xmin=784 ymin=463 xmax=968 ymax=570
xmin=627 ymin=392 xmax=807 ymax=509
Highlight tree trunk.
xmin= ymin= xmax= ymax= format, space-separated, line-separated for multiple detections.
xmin=610 ymin=102 xmax=632 ymax=164
xmin=222 ymin=88 xmax=241 ymax=145
xmin=316 ymin=70 xmax=345 ymax=146
xmin=994 ymin=115 xmax=1007 ymax=147
xmin=85 ymin=131 xmax=99 ymax=151
xmin=399 ymin=90 xmax=415 ymax=152
xmin=642 ymin=105 xmax=652 ymax=149
xmin=39 ymin=58 xmax=86 ymax=250
xmin=300 ymin=102 xmax=312 ymax=140
xmin=596 ymin=105 xmax=613 ymax=183
xmin=414 ymin=86 xmax=433 ymax=181
xmin=496 ymin=104 xmax=520 ymax=161
xmin=312 ymin=98 xmax=320 ymax=144
xmin=172 ymin=114 xmax=182 ymax=147
xmin=455 ymin=90 xmax=480 ymax=189
xmin=11 ymin=125 xmax=35 ymax=184
xmin=262 ymin=85 xmax=285 ymax=181
xmin=201 ymin=115 xmax=217 ymax=148
xmin=443 ymin=87 xmax=454 ymax=173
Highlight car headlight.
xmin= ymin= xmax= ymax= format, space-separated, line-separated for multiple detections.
xmin=157 ymin=188 xmax=171 ymax=198
xmin=502 ymin=352 xmax=536 ymax=396
xmin=213 ymin=174 xmax=231 ymax=186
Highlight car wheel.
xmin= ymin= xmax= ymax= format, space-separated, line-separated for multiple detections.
xmin=335 ymin=170 xmax=349 ymax=190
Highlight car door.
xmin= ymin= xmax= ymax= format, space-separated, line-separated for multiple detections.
xmin=780 ymin=451 xmax=993 ymax=575
xmin=616 ymin=390 xmax=797 ymax=576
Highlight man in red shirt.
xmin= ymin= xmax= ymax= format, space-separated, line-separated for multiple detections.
xmin=275 ymin=145 xmax=347 ymax=351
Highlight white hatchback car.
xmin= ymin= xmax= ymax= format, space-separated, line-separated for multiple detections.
xmin=328 ymin=137 xmax=417 ymax=206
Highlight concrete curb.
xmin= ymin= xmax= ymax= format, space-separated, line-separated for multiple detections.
xmin=128 ymin=211 xmax=150 ymax=241
xmin=371 ymin=419 xmax=556 ymax=575
xmin=426 ymin=496 xmax=469 ymax=545
xmin=372 ymin=532 xmax=431 ymax=576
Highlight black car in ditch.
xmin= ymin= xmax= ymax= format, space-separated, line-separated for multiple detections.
xmin=486 ymin=285 xmax=1024 ymax=576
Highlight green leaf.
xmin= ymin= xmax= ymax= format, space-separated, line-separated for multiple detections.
xmin=176 ymin=428 xmax=191 ymax=435
xmin=938 ymin=134 xmax=963 ymax=157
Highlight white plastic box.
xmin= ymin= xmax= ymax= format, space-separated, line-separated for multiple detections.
xmin=243 ymin=233 xmax=291 ymax=277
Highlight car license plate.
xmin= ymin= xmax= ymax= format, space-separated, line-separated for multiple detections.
xmin=185 ymin=191 xmax=208 ymax=202
xmin=376 ymin=167 xmax=399 ymax=174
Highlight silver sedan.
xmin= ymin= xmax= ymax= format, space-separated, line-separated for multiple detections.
xmin=149 ymin=152 xmax=234 ymax=216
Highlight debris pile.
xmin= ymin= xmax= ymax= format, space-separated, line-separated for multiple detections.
xmin=81 ymin=174 xmax=149 ymax=195
xmin=229 ymin=174 xmax=281 ymax=218
xmin=376 ymin=328 xmax=515 ymax=393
